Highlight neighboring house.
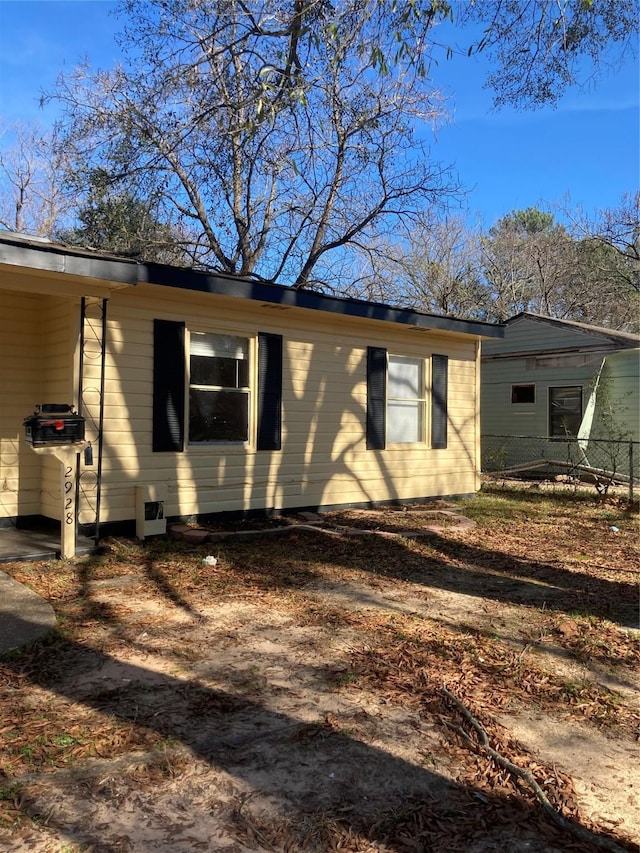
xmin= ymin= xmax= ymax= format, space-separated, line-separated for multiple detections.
xmin=0 ymin=231 xmax=503 ymax=556
xmin=481 ymin=312 xmax=640 ymax=476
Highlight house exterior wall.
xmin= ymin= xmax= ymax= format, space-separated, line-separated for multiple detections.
xmin=481 ymin=315 xmax=630 ymax=439
xmin=0 ymin=292 xmax=78 ymax=523
xmin=593 ymin=349 xmax=640 ymax=443
xmin=39 ymin=297 xmax=77 ymax=521
xmin=481 ymin=354 xmax=603 ymax=437
xmin=481 ymin=314 xmax=639 ymax=478
xmin=482 ymin=315 xmax=612 ymax=356
xmin=0 ymin=291 xmax=43 ymax=521
xmin=75 ymin=283 xmax=480 ymax=526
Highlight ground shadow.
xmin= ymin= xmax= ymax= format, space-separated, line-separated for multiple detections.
xmin=2 ymin=635 xmax=634 ymax=852
xmin=208 ymin=526 xmax=638 ymax=628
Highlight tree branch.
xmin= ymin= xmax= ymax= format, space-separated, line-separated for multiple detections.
xmin=440 ymin=686 xmax=629 ymax=853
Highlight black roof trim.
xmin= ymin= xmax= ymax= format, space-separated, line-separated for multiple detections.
xmin=0 ymin=230 xmax=140 ymax=285
xmin=0 ymin=230 xmax=504 ymax=338
xmin=140 ymin=261 xmax=504 ymax=337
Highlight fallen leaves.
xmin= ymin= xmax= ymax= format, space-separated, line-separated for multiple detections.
xmin=0 ymin=486 xmax=638 ymax=850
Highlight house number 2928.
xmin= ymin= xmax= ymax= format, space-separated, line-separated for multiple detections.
xmin=64 ymin=466 xmax=74 ymax=525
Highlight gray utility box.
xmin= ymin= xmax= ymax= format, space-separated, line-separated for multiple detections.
xmin=24 ymin=404 xmax=85 ymax=447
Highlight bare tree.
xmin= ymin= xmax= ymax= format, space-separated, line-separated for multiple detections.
xmin=350 ymin=213 xmax=488 ymax=319
xmin=50 ymin=0 xmax=453 ymax=288
xmin=0 ymin=122 xmax=75 ymax=237
xmin=568 ymin=238 xmax=640 ymax=331
xmin=564 ymin=191 xmax=640 ymax=290
xmin=47 ymin=0 xmax=638 ymax=289
xmin=365 ymin=204 xmax=640 ymax=331
xmin=460 ymin=0 xmax=639 ymax=109
xmin=479 ymin=206 xmax=640 ymax=331
xmin=478 ymin=210 xmax=577 ymax=320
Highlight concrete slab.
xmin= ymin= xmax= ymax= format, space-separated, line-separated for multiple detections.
xmin=0 ymin=529 xmax=95 ymax=563
xmin=0 ymin=570 xmax=57 ymax=655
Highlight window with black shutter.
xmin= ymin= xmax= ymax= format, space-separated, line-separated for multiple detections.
xmin=387 ymin=355 xmax=425 ymax=444
xmin=367 ymin=347 xmax=387 ymax=449
xmin=188 ymin=332 xmax=250 ymax=443
xmin=153 ymin=319 xmax=185 ymax=452
xmin=153 ymin=322 xmax=283 ymax=451
xmin=431 ymin=354 xmax=448 ymax=449
xmin=257 ymin=332 xmax=283 ymax=451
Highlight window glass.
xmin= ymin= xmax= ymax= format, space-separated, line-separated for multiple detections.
xmin=191 ymin=355 xmax=249 ymax=388
xmin=189 ymin=389 xmax=249 ymax=442
xmin=511 ymin=384 xmax=535 ymax=404
xmin=388 ymin=358 xmax=421 ymax=399
xmin=387 ymin=356 xmax=424 ymax=444
xmin=388 ymin=399 xmax=422 ymax=443
xmin=549 ymin=386 xmax=582 ymax=437
xmin=189 ymin=332 xmax=250 ymax=442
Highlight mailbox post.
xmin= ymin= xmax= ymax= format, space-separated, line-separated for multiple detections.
xmin=30 ymin=445 xmax=85 ymax=559
xmin=24 ymin=405 xmax=87 ymax=559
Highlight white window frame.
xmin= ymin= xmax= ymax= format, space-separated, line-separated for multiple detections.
xmin=187 ymin=329 xmax=254 ymax=445
xmin=548 ymin=385 xmax=583 ymax=438
xmin=386 ymin=354 xmax=426 ymax=445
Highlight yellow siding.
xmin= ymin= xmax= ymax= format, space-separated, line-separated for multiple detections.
xmin=39 ymin=298 xmax=77 ymax=520
xmin=0 ymin=292 xmax=77 ymax=521
xmin=76 ymin=284 xmax=480 ymax=524
xmin=1 ymin=278 xmax=481 ymax=527
xmin=0 ymin=292 xmax=43 ymax=519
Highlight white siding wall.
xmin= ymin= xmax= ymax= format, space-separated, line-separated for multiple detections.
xmin=481 ymin=356 xmax=602 ymax=436
xmin=77 ymin=285 xmax=480 ymax=525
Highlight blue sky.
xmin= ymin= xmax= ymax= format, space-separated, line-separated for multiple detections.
xmin=0 ymin=0 xmax=638 ymax=229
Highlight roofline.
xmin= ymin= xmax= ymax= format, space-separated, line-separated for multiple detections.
xmin=0 ymin=230 xmax=504 ymax=339
xmin=0 ymin=230 xmax=141 ymax=286
xmin=507 ymin=311 xmax=640 ymax=347
xmin=140 ymin=262 xmax=504 ymax=337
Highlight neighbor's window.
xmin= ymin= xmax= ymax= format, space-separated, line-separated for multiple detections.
xmin=511 ymin=384 xmax=535 ymax=404
xmin=189 ymin=332 xmax=250 ymax=442
xmin=549 ymin=386 xmax=582 ymax=437
xmin=387 ymin=355 xmax=425 ymax=444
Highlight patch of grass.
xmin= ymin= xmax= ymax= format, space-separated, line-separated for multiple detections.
xmin=0 ymin=780 xmax=30 ymax=833
xmin=459 ymin=492 xmax=535 ymax=524
xmin=323 ymin=667 xmax=359 ymax=689
xmin=0 ymin=781 xmax=22 ymax=802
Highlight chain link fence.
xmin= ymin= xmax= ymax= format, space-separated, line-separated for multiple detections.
xmin=482 ymin=434 xmax=639 ymax=501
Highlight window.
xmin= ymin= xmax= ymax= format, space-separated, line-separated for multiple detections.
xmin=387 ymin=355 xmax=425 ymax=444
xmin=549 ymin=386 xmax=582 ymax=437
xmin=366 ymin=348 xmax=448 ymax=450
xmin=431 ymin=354 xmax=448 ymax=449
xmin=189 ymin=332 xmax=250 ymax=442
xmin=153 ymin=320 xmax=282 ymax=452
xmin=511 ymin=384 xmax=535 ymax=404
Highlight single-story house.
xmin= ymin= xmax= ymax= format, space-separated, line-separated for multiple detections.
xmin=481 ymin=311 xmax=640 ymax=478
xmin=0 ymin=231 xmax=503 ymax=557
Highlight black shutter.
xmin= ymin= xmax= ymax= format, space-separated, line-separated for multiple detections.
xmin=257 ymin=332 xmax=283 ymax=451
xmin=153 ymin=319 xmax=185 ymax=452
xmin=366 ymin=346 xmax=387 ymax=450
xmin=431 ymin=354 xmax=448 ymax=449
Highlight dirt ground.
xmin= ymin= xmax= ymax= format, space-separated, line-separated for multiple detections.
xmin=0 ymin=488 xmax=638 ymax=852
